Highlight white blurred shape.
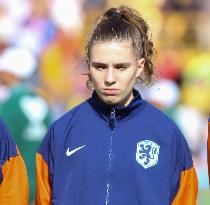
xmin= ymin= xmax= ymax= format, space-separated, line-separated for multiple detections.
xmin=175 ymin=105 xmax=207 ymax=154
xmin=0 ymin=0 xmax=31 ymax=24
xmin=0 ymin=17 xmax=18 ymax=44
xmin=50 ymin=0 xmax=83 ymax=33
xmin=146 ymin=79 xmax=180 ymax=109
xmin=0 ymin=47 xmax=37 ymax=79
xmin=15 ymin=30 xmax=41 ymax=55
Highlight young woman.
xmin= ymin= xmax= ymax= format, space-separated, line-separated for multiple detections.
xmin=36 ymin=6 xmax=198 ymax=205
xmin=0 ymin=119 xmax=28 ymax=204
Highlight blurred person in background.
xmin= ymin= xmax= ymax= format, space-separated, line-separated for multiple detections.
xmin=0 ymin=46 xmax=53 ymax=204
xmin=38 ymin=0 xmax=86 ymax=116
xmin=0 ymin=118 xmax=28 ymax=205
xmin=36 ymin=6 xmax=197 ymax=205
xmin=178 ymin=53 xmax=210 ymax=190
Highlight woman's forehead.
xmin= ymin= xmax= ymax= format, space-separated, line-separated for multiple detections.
xmin=90 ymin=41 xmax=136 ymax=63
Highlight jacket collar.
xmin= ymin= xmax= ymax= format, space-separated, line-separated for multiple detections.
xmin=89 ymin=89 xmax=146 ymax=120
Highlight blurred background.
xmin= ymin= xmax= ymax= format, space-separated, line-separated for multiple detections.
xmin=0 ymin=0 xmax=209 ymax=204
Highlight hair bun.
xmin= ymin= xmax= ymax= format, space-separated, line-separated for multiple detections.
xmin=105 ymin=8 xmax=122 ymax=19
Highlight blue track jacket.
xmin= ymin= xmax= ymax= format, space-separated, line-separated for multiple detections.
xmin=36 ymin=90 xmax=198 ymax=205
xmin=0 ymin=119 xmax=28 ymax=204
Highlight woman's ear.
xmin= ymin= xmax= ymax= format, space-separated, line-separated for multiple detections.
xmin=136 ymin=58 xmax=145 ymax=77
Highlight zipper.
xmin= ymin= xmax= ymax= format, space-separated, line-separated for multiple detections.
xmin=109 ymin=109 xmax=116 ymax=130
xmin=105 ymin=109 xmax=116 ymax=205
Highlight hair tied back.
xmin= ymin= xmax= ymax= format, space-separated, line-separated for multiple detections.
xmin=105 ymin=8 xmax=122 ymax=19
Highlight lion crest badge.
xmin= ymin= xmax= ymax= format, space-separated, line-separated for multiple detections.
xmin=136 ymin=140 xmax=160 ymax=169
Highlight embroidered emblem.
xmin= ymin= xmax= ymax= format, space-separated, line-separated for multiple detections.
xmin=136 ymin=140 xmax=160 ymax=169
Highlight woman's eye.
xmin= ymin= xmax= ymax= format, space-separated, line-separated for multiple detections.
xmin=95 ymin=67 xmax=106 ymax=71
xmin=116 ymin=66 xmax=127 ymax=71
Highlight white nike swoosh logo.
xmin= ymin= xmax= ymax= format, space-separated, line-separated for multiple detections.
xmin=66 ymin=145 xmax=85 ymax=157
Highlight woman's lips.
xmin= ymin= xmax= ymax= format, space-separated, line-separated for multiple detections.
xmin=103 ymin=89 xmax=118 ymax=95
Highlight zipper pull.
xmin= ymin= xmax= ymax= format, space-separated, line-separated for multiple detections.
xmin=109 ymin=109 xmax=116 ymax=129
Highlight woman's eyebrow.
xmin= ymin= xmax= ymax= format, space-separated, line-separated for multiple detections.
xmin=91 ymin=62 xmax=108 ymax=67
xmin=113 ymin=63 xmax=131 ymax=68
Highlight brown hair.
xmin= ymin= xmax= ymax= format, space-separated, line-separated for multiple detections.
xmin=86 ymin=5 xmax=156 ymax=89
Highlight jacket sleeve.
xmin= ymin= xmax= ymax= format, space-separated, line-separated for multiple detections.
xmin=0 ymin=120 xmax=29 ymax=205
xmin=208 ymin=118 xmax=210 ymax=185
xmin=171 ymin=128 xmax=198 ymax=205
xmin=36 ymin=128 xmax=54 ymax=205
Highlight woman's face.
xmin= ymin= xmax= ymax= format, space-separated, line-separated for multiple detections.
xmin=89 ymin=40 xmax=145 ymax=106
